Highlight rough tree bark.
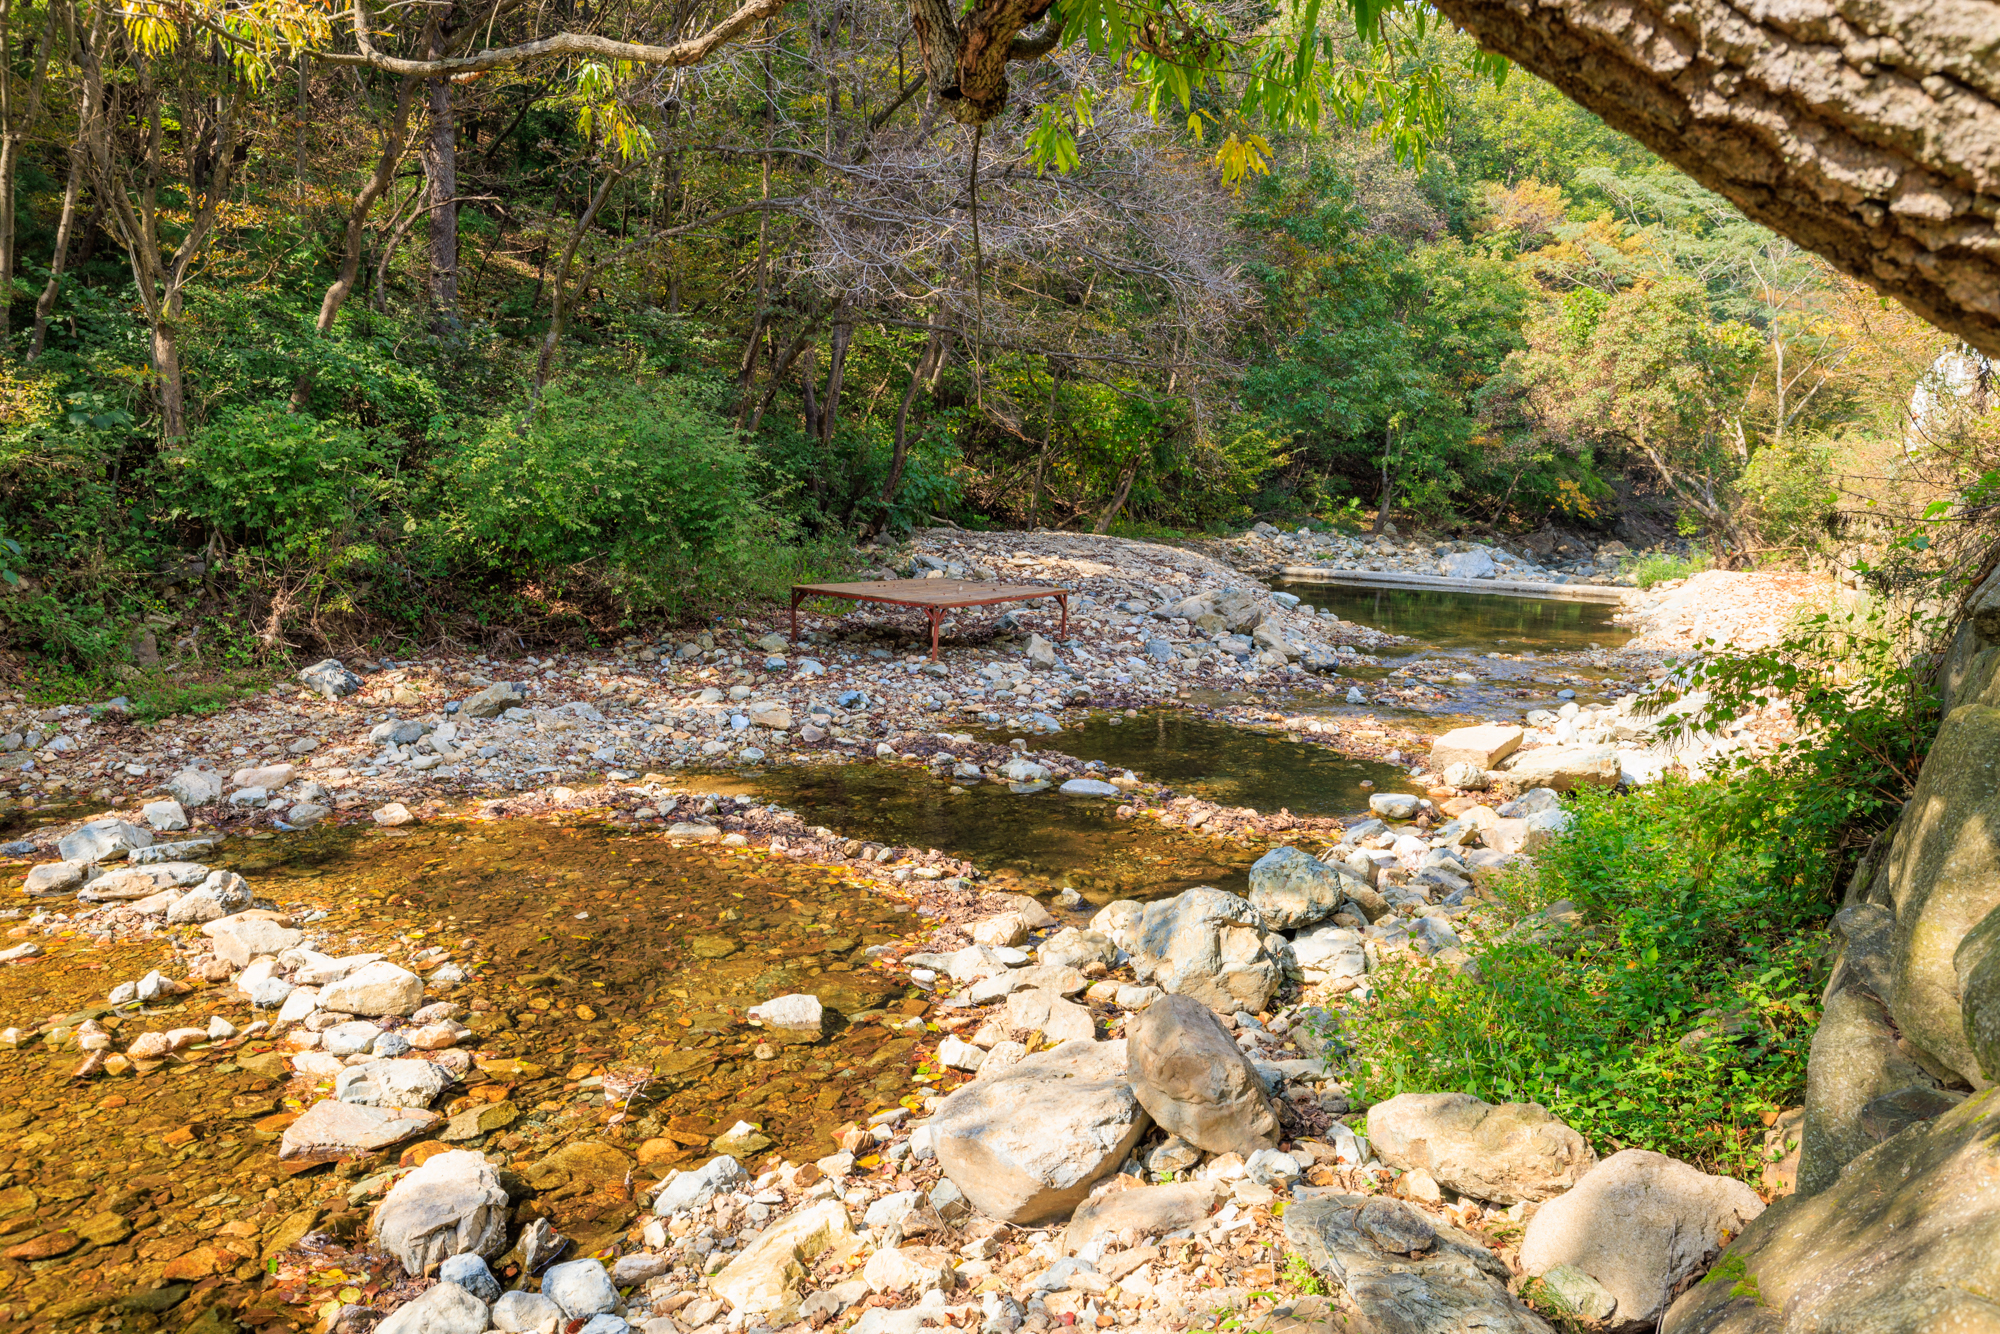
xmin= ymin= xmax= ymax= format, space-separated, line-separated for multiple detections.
xmin=1435 ymin=0 xmax=2000 ymax=357
xmin=420 ymin=16 xmax=460 ymax=331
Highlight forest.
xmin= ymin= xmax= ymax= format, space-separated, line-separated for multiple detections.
xmin=0 ymin=0 xmax=1987 ymax=679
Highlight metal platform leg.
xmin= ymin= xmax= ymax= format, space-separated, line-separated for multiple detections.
xmin=789 ymin=588 xmax=805 ymax=643
xmin=927 ymin=606 xmax=944 ymax=661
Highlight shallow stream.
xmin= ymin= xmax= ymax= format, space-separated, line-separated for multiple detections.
xmin=0 ymin=583 xmax=1630 ymax=1326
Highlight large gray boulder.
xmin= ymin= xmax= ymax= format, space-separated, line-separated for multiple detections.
xmin=930 ymin=1038 xmax=1150 ymax=1224
xmin=1662 ymin=1094 xmax=2000 ymax=1334
xmin=1365 ymin=1092 xmax=1595 ymax=1205
xmin=58 ymin=818 xmax=152 ymax=863
xmin=370 ymin=1150 xmax=510 ymax=1274
xmin=1127 ymin=887 xmax=1284 ymax=1014
xmin=1521 ymin=1149 xmax=1763 ymax=1333
xmin=1881 ymin=702 xmax=2000 ymax=1084
xmin=1284 ymin=1195 xmax=1549 ymax=1334
xmin=1955 ymin=901 xmax=2000 ymax=1082
xmin=653 ymin=1155 xmax=747 ymax=1214
xmin=1245 ymin=846 xmax=1351 ymax=930
xmin=1796 ymin=988 xmax=1940 ymax=1197
xmin=1125 ymin=995 xmax=1280 ymax=1157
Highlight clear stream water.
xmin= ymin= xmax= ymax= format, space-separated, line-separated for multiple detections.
xmin=1275 ymin=583 xmax=1631 ymax=656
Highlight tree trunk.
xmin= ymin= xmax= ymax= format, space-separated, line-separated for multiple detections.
xmin=879 ymin=331 xmax=945 ymax=518
xmin=1434 ymin=0 xmax=2000 ymax=357
xmin=1093 ymin=457 xmax=1138 ymax=533
xmin=0 ymin=0 xmax=57 ymax=342
xmin=532 ymin=166 xmax=621 ymax=394
xmin=292 ymin=75 xmax=418 ymax=408
xmin=420 ymin=22 xmax=460 ymax=332
xmin=28 ymin=151 xmax=80 ymax=361
xmin=818 ymin=319 xmax=853 ymax=444
xmin=152 ymin=322 xmax=185 ymax=441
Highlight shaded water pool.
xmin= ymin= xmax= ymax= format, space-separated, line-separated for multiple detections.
xmin=701 ymin=713 xmax=1411 ymax=906
xmin=1275 ymin=583 xmax=1630 ymax=655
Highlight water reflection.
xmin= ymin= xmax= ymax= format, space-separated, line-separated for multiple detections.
xmin=1275 ymin=583 xmax=1630 ymax=655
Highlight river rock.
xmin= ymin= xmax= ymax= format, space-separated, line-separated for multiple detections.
xmin=1661 ymin=1092 xmax=2000 ymax=1334
xmin=945 ymin=943 xmax=1014 ymax=984
xmin=1368 ymin=792 xmax=1421 ymax=820
xmin=320 ymin=960 xmax=425 ymax=1015
xmin=1500 ymin=743 xmax=1620 ymax=790
xmin=1796 ymin=985 xmax=1938 ymax=1197
xmin=711 ymin=1200 xmax=856 ymax=1317
xmin=377 ymin=1281 xmax=487 ymax=1334
xmin=437 ymin=1254 xmax=501 ymax=1304
xmin=280 ymin=1100 xmax=439 ymax=1161
xmin=336 ymin=1058 xmax=451 ymax=1109
xmin=1284 ymin=1195 xmax=1547 ymax=1334
xmin=1037 ymin=927 xmax=1117 ymax=969
xmin=165 ymin=870 xmax=252 ymax=925
xmin=1245 ymin=846 xmax=1349 ymax=929
xmin=1365 ymin=1092 xmax=1595 ymax=1204
xmin=748 ymin=994 xmax=826 ymax=1043
xmin=1003 ymin=987 xmax=1096 ymax=1044
xmin=141 ymin=799 xmax=189 ymax=831
xmin=1431 ymin=724 xmax=1524 ymax=771
xmin=58 ymin=818 xmax=152 ymax=863
xmin=1292 ymin=925 xmax=1365 ymax=981
xmin=205 ymin=913 xmax=303 ymax=967
xmin=1439 ymin=549 xmax=1499 ymax=579
xmin=543 ymin=1260 xmax=618 ymax=1318
xmin=1063 ymin=1180 xmax=1222 ymax=1255
xmin=1127 ymin=887 xmax=1282 ymax=1014
xmin=22 ymin=861 xmax=83 ymax=895
xmin=372 ymin=1149 xmax=510 ymax=1274
xmin=1880 ymin=702 xmax=2000 ymax=1084
xmin=1090 ymin=900 xmax=1144 ymax=952
xmin=931 ymin=1038 xmax=1150 ymax=1224
xmin=165 ymin=767 xmax=224 ymax=807
xmin=1125 ymin=995 xmax=1280 ymax=1156
xmin=463 ymin=682 xmax=525 ymax=717
xmin=299 ymin=658 xmax=365 ymax=698
xmin=1521 ymin=1149 xmax=1763 ymax=1332
xmin=970 ymin=913 xmax=1029 ymax=947
xmin=1059 ymin=778 xmax=1120 ymax=797
xmin=491 ymin=1292 xmax=563 ymax=1333
xmin=654 ymin=1155 xmax=747 ymax=1214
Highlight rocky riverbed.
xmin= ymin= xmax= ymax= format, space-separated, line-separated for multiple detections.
xmin=0 ymin=528 xmax=1826 ymax=1334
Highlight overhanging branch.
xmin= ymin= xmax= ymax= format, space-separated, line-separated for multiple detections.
xmin=317 ymin=0 xmax=792 ymax=74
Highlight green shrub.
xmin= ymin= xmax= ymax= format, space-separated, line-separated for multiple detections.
xmin=159 ymin=402 xmax=397 ymax=562
xmin=1622 ymin=549 xmax=1711 ymax=588
xmin=430 ymin=378 xmax=776 ymax=611
xmin=1346 ymin=782 xmax=1823 ymax=1178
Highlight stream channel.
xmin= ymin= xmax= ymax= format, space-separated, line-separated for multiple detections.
xmin=0 ymin=587 xmax=1622 ymax=1329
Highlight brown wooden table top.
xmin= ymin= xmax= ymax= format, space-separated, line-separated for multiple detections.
xmin=791 ymin=578 xmax=1069 ymax=607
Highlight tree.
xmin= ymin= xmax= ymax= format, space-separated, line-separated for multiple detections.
xmin=1401 ymin=0 xmax=2000 ymax=357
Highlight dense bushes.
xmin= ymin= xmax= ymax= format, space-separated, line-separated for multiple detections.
xmin=1342 ymin=599 xmax=1948 ymax=1181
xmin=430 ymin=380 xmax=781 ymax=608
xmin=1347 ymin=782 xmax=1824 ymax=1178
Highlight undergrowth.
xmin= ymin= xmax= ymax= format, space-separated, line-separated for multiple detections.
xmin=1343 ymin=592 xmax=1953 ymax=1181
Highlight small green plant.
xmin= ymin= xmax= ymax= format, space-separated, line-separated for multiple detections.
xmin=1622 ymin=549 xmax=1711 ymax=588
xmin=1282 ymin=1252 xmax=1326 ymax=1296
xmin=1701 ymin=1253 xmax=1766 ymax=1305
